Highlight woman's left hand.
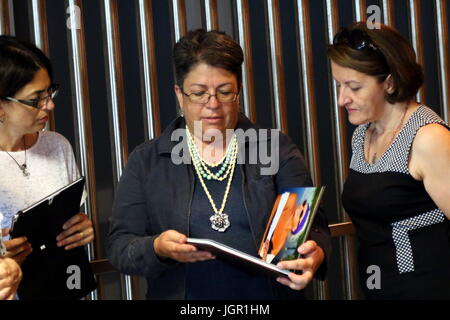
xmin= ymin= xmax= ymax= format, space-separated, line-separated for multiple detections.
xmin=56 ymin=213 xmax=94 ymax=250
xmin=275 ymin=240 xmax=324 ymax=291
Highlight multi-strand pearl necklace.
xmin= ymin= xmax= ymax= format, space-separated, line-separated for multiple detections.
xmin=186 ymin=127 xmax=238 ymax=232
xmin=187 ymin=129 xmax=237 ymax=181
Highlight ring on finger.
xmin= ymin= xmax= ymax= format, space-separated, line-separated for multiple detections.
xmin=79 ymin=232 xmax=84 ymax=238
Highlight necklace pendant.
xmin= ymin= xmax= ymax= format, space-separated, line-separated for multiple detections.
xmin=371 ymin=153 xmax=377 ymax=164
xmin=210 ymin=212 xmax=230 ymax=232
xmin=21 ymin=164 xmax=30 ymax=177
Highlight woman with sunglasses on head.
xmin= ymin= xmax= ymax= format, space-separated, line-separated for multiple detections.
xmin=0 ymin=36 xmax=94 ymax=296
xmin=328 ymin=22 xmax=450 ymax=299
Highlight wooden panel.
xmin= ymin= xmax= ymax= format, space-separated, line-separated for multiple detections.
xmin=267 ymin=0 xmax=288 ymax=133
xmin=204 ymin=0 xmax=218 ymax=30
xmin=296 ymin=0 xmax=321 ymax=186
xmin=354 ymin=0 xmax=367 ymax=21
xmin=435 ymin=0 xmax=450 ymax=122
xmin=0 ymin=0 xmax=11 ymax=35
xmin=236 ymin=0 xmax=256 ymax=122
xmin=382 ymin=0 xmax=395 ymax=26
xmin=30 ymin=0 xmax=55 ymax=131
xmin=66 ymin=0 xmax=102 ymax=300
xmin=296 ymin=0 xmax=327 ymax=299
xmin=172 ymin=0 xmax=187 ymax=42
xmin=137 ymin=0 xmax=161 ymax=140
xmin=330 ymin=222 xmax=356 ymax=237
xmin=101 ymin=0 xmax=134 ymax=300
xmin=326 ymin=0 xmax=359 ymax=300
xmin=409 ymin=0 xmax=425 ymax=102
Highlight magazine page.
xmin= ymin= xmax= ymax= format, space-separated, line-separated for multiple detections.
xmin=186 ymin=238 xmax=291 ymax=278
xmin=258 ymin=186 xmax=325 ymax=264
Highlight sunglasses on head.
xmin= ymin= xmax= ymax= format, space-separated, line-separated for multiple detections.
xmin=333 ymin=28 xmax=379 ymax=52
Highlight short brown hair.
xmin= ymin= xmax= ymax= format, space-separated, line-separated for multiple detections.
xmin=173 ymin=29 xmax=244 ymax=88
xmin=327 ymin=22 xmax=423 ymax=104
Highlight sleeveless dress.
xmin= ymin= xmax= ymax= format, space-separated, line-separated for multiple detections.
xmin=342 ymin=105 xmax=450 ymax=299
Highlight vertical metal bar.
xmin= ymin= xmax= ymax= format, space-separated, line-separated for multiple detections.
xmin=172 ymin=0 xmax=187 ymax=43
xmin=0 ymin=0 xmax=11 ymax=35
xmin=30 ymin=0 xmax=49 ymax=54
xmin=266 ymin=0 xmax=288 ymax=133
xmin=408 ymin=0 xmax=425 ymax=103
xmin=295 ymin=0 xmax=321 ymax=202
xmin=295 ymin=0 xmax=327 ymax=300
xmin=171 ymin=0 xmax=187 ymax=117
xmin=325 ymin=0 xmax=359 ymax=300
xmin=204 ymin=0 xmax=218 ymax=31
xmin=29 ymin=0 xmax=56 ymax=132
xmin=137 ymin=0 xmax=161 ymax=140
xmin=382 ymin=0 xmax=395 ymax=27
xmin=236 ymin=0 xmax=256 ymax=122
xmin=435 ymin=0 xmax=450 ymax=122
xmin=66 ymin=0 xmax=101 ymax=300
xmin=101 ymin=0 xmax=134 ymax=300
xmin=354 ymin=0 xmax=367 ymax=21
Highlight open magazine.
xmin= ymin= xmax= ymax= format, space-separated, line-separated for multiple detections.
xmin=187 ymin=186 xmax=325 ymax=278
xmin=258 ymin=186 xmax=325 ymax=264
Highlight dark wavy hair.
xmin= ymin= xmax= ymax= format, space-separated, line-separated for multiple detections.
xmin=0 ymin=35 xmax=53 ymax=99
xmin=327 ymin=22 xmax=423 ymax=104
xmin=173 ymin=29 xmax=244 ymax=88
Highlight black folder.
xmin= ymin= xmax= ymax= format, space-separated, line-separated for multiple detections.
xmin=10 ymin=177 xmax=97 ymax=300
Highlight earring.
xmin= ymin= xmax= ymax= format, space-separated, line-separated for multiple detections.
xmin=179 ymin=109 xmax=184 ymax=117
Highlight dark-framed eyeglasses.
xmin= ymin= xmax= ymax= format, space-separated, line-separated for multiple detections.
xmin=333 ymin=28 xmax=379 ymax=52
xmin=181 ymin=88 xmax=239 ymax=104
xmin=4 ymin=84 xmax=59 ymax=109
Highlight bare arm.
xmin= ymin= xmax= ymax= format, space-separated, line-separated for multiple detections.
xmin=409 ymin=123 xmax=450 ymax=218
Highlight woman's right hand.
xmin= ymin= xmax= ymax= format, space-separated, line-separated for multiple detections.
xmin=0 ymin=257 xmax=22 ymax=300
xmin=2 ymin=229 xmax=32 ymax=265
xmin=154 ymin=230 xmax=215 ymax=263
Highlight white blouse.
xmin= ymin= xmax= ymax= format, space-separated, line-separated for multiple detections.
xmin=0 ymin=131 xmax=80 ymax=233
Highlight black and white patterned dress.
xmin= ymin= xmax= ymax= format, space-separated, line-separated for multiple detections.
xmin=342 ymin=105 xmax=450 ymax=299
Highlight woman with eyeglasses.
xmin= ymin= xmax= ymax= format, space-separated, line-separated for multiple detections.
xmin=328 ymin=22 xmax=450 ymax=299
xmin=108 ymin=29 xmax=331 ymax=300
xmin=0 ymin=36 xmax=94 ymax=297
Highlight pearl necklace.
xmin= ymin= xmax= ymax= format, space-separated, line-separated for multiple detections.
xmin=186 ymin=127 xmax=238 ymax=232
xmin=186 ymin=127 xmax=237 ymax=181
